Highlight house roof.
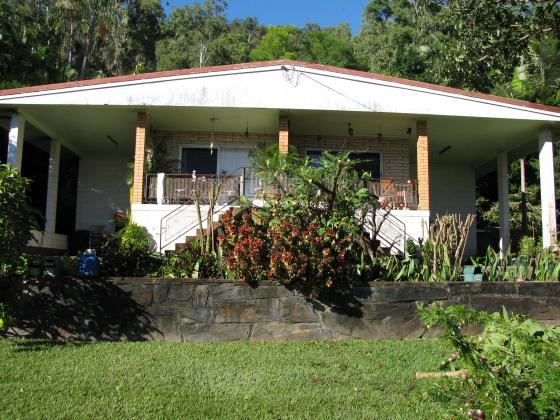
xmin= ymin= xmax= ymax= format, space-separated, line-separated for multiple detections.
xmin=1 ymin=60 xmax=559 ymax=116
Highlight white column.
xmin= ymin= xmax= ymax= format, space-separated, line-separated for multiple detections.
xmin=45 ymin=139 xmax=61 ymax=233
xmin=8 ymin=113 xmax=25 ymax=169
xmin=497 ymin=151 xmax=510 ymax=257
xmin=156 ymin=173 xmax=165 ymax=205
xmin=539 ymin=129 xmax=557 ymax=249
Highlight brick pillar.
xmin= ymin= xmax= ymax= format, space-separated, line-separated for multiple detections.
xmin=416 ymin=120 xmax=430 ymax=210
xmin=278 ymin=115 xmax=289 ymax=155
xmin=132 ymin=111 xmax=150 ymax=204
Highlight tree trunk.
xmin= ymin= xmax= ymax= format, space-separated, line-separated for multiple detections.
xmin=79 ymin=12 xmax=96 ymax=80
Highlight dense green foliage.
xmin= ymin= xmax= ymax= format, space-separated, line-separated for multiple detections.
xmin=0 ymin=338 xmax=451 ymax=418
xmin=419 ymin=304 xmax=560 ymax=418
xmin=160 ymin=240 xmax=226 ymax=279
xmin=101 ymin=222 xmax=160 ymax=277
xmin=0 ymin=165 xmax=37 ymax=276
xmin=472 ymin=244 xmax=560 ymax=281
xmin=219 ymin=147 xmax=379 ymax=295
xmin=3 ymin=0 xmax=558 ymax=95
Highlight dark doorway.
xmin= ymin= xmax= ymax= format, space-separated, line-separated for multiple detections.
xmin=21 ymin=141 xmax=49 ymax=230
xmin=0 ymin=127 xmax=7 ymax=164
xmin=181 ymin=147 xmax=218 ymax=174
xmin=56 ymin=147 xmax=79 ymax=235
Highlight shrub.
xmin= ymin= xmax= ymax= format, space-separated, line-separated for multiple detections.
xmin=161 ymin=240 xmax=226 ymax=279
xmin=0 ymin=165 xmax=38 ymax=276
xmin=0 ymin=303 xmax=12 ymax=332
xmin=472 ymin=245 xmax=560 ymax=281
xmin=101 ymin=222 xmax=161 ymax=277
xmin=218 ymin=209 xmax=270 ymax=283
xmin=419 ymin=303 xmax=560 ymax=418
xmin=268 ymin=220 xmax=356 ymax=297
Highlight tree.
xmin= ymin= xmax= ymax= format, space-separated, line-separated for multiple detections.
xmin=0 ymin=165 xmax=38 ymax=276
xmin=156 ymin=0 xmax=228 ymax=70
xmin=354 ymin=0 xmax=444 ymax=80
xmin=432 ymin=0 xmax=559 ymax=92
xmin=249 ymin=23 xmax=357 ymax=68
xmin=126 ymin=0 xmax=165 ymax=72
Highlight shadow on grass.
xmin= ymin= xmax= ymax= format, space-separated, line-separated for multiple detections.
xmin=1 ymin=276 xmax=160 ymax=342
xmin=8 ymin=338 xmax=91 ymax=353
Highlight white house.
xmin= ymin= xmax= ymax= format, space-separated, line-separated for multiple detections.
xmin=1 ymin=60 xmax=559 ymax=255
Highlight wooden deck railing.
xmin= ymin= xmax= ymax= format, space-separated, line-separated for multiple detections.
xmin=144 ymin=174 xmax=242 ymax=205
xmin=144 ymin=173 xmax=418 ymax=210
xmin=367 ymin=179 xmax=418 ymax=210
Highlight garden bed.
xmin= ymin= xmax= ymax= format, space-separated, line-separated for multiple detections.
xmin=2 ymin=277 xmax=560 ymax=341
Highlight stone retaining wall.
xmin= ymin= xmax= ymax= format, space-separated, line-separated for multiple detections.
xmin=3 ymin=278 xmax=560 ymax=341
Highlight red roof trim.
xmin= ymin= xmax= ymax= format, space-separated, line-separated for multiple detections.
xmin=1 ymin=59 xmax=559 ymax=115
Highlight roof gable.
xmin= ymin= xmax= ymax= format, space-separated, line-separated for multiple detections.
xmin=0 ymin=60 xmax=559 ymax=121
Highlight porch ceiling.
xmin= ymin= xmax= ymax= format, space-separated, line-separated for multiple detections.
xmin=0 ymin=104 xmax=556 ymax=169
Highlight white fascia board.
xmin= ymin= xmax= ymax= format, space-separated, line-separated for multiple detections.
xmin=1 ymin=64 xmax=559 ymax=122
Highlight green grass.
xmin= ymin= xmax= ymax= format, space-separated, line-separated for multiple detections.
xmin=0 ymin=338 xmax=450 ymax=419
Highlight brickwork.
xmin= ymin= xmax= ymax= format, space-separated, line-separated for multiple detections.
xmin=154 ymin=131 xmax=410 ymax=180
xmin=153 ymin=130 xmax=277 ymax=169
xmin=278 ymin=116 xmax=289 ymax=155
xmin=292 ymin=134 xmax=410 ymax=180
xmin=416 ymin=120 xmax=430 ymax=210
xmin=132 ymin=112 xmax=150 ymax=204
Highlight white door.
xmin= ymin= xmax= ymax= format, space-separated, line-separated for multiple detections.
xmin=219 ymin=148 xmax=257 ymax=198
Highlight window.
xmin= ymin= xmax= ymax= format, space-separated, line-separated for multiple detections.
xmin=305 ymin=150 xmax=381 ymax=178
xmin=180 ymin=147 xmax=217 ymax=174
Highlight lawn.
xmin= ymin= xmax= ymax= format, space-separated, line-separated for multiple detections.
xmin=0 ymin=338 xmax=450 ymax=419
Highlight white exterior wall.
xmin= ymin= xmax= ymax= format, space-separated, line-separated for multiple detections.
xmin=3 ymin=65 xmax=559 ymax=122
xmin=132 ymin=203 xmax=227 ymax=252
xmin=430 ymin=163 xmax=477 ymax=257
xmin=75 ymin=156 xmax=130 ymax=233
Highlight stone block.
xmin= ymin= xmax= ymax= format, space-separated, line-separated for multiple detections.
xmin=467 ymin=295 xmax=560 ymax=320
xmin=479 ymin=282 xmax=518 ymax=296
xmin=250 ymin=322 xmax=330 ymax=340
xmin=365 ymin=283 xmax=449 ymax=303
xmin=177 ymin=304 xmax=215 ymax=323
xmin=360 ymin=302 xmax=418 ymax=320
xmin=448 ymin=282 xmax=483 ymax=296
xmin=215 ymin=299 xmax=280 ymax=323
xmin=130 ymin=288 xmax=153 ymax=305
xmin=194 ymin=285 xmax=209 ymax=306
xmin=207 ymin=283 xmax=235 ymax=296
xmin=280 ymin=298 xmax=317 ymax=323
xmin=215 ymin=285 xmax=294 ymax=302
xmin=167 ymin=283 xmax=196 ymax=301
xmin=517 ymin=282 xmax=560 ymax=298
xmin=181 ymin=322 xmax=251 ymax=341
xmin=153 ymin=282 xmax=171 ymax=303
xmin=150 ymin=316 xmax=180 ymax=341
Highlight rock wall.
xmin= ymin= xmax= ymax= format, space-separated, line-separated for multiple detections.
xmin=3 ymin=278 xmax=560 ymax=341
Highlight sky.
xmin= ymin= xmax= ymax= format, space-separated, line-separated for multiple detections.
xmin=164 ymin=0 xmax=370 ymax=34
